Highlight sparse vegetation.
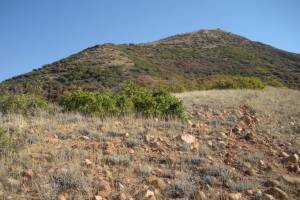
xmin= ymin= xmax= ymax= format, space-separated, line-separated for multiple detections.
xmin=39 ymin=166 xmax=88 ymax=200
xmin=0 ymin=87 xmax=299 ymax=200
xmin=103 ymin=154 xmax=131 ymax=166
xmin=0 ymin=128 xmax=15 ymax=154
xmin=134 ymin=165 xmax=153 ymax=176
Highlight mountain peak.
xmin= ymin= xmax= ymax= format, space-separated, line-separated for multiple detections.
xmin=151 ymin=28 xmax=250 ymax=48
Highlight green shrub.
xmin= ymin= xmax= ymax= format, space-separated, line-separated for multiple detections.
xmin=201 ymin=75 xmax=266 ymax=90
xmin=0 ymin=94 xmax=50 ymax=114
xmin=60 ymin=89 xmax=124 ymax=116
xmin=0 ymin=128 xmax=15 ymax=154
xmin=120 ymin=81 xmax=185 ymax=118
xmin=60 ymin=82 xmax=186 ymax=119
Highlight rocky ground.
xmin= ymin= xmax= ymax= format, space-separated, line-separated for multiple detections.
xmin=0 ymin=87 xmax=299 ymax=200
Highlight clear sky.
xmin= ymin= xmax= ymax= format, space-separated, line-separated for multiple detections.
xmin=0 ymin=0 xmax=299 ymax=81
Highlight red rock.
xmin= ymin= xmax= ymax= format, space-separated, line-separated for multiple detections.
xmin=97 ymin=178 xmax=111 ymax=197
xmin=119 ymin=193 xmax=126 ymax=200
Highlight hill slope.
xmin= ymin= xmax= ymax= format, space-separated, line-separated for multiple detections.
xmin=0 ymin=87 xmax=299 ymax=199
xmin=1 ymin=29 xmax=300 ymax=99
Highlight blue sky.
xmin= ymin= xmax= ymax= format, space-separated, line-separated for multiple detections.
xmin=0 ymin=0 xmax=299 ymax=81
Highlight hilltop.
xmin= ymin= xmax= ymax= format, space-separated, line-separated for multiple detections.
xmin=1 ymin=29 xmax=300 ymax=99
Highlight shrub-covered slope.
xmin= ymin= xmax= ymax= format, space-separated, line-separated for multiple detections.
xmin=1 ymin=29 xmax=300 ymax=99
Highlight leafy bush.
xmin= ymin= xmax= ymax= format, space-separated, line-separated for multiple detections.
xmin=60 ymin=82 xmax=186 ymax=119
xmin=201 ymin=75 xmax=266 ymax=90
xmin=60 ymin=90 xmax=130 ymax=117
xmin=0 ymin=128 xmax=15 ymax=154
xmin=0 ymin=94 xmax=50 ymax=114
xmin=121 ymin=82 xmax=185 ymax=118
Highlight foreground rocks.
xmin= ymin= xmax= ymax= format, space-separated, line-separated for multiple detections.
xmin=0 ymin=90 xmax=299 ymax=200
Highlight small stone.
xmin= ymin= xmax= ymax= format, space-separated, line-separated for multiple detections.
xmin=281 ymin=151 xmax=289 ymax=158
xmin=261 ymin=193 xmax=275 ymax=200
xmin=228 ymin=192 xmax=244 ymax=200
xmin=187 ymin=120 xmax=194 ymax=126
xmin=23 ymin=169 xmax=34 ymax=178
xmin=119 ymin=193 xmax=126 ymax=200
xmin=97 ymin=178 xmax=111 ymax=197
xmin=193 ymin=190 xmax=207 ymax=200
xmin=206 ymin=155 xmax=214 ymax=161
xmin=117 ymin=182 xmax=125 ymax=190
xmin=288 ymin=153 xmax=299 ymax=163
xmin=289 ymin=121 xmax=295 ymax=126
xmin=219 ymin=132 xmax=227 ymax=138
xmin=207 ymin=141 xmax=213 ymax=147
xmin=254 ymin=190 xmax=262 ymax=198
xmin=246 ymin=190 xmax=254 ymax=195
xmin=82 ymin=135 xmax=90 ymax=140
xmin=259 ymin=160 xmax=265 ymax=167
xmin=84 ymin=159 xmax=92 ymax=166
xmin=147 ymin=176 xmax=166 ymax=190
xmin=180 ymin=134 xmax=196 ymax=144
xmin=94 ymin=195 xmax=103 ymax=200
xmin=245 ymin=167 xmax=256 ymax=176
xmin=128 ymin=148 xmax=135 ymax=154
xmin=266 ymin=187 xmax=288 ymax=200
xmin=191 ymin=142 xmax=200 ymax=151
xmin=144 ymin=190 xmax=155 ymax=199
xmin=232 ymin=125 xmax=243 ymax=134
xmin=57 ymin=194 xmax=66 ymax=200
xmin=103 ymin=169 xmax=112 ymax=178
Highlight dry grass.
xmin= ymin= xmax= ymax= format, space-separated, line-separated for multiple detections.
xmin=0 ymin=87 xmax=299 ymax=200
xmin=176 ymin=87 xmax=300 ymax=116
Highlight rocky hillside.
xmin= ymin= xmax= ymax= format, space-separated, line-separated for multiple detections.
xmin=0 ymin=87 xmax=299 ymax=199
xmin=1 ymin=29 xmax=300 ymax=99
